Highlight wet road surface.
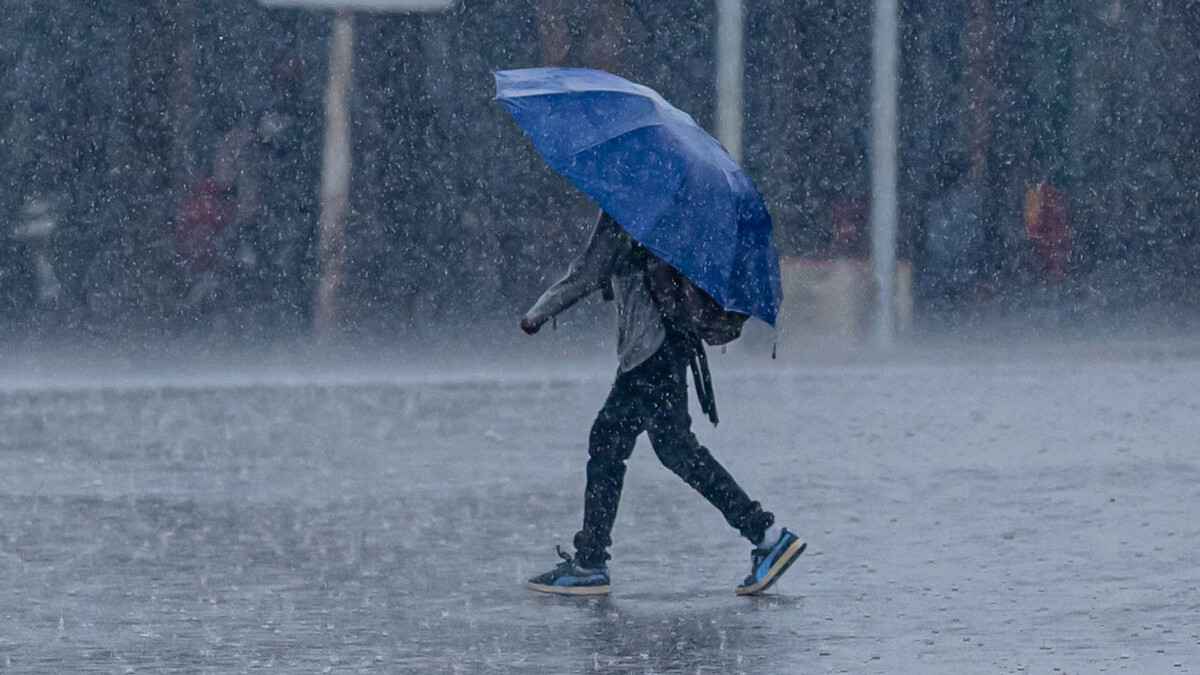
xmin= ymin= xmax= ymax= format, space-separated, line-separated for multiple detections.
xmin=1 ymin=345 xmax=1199 ymax=672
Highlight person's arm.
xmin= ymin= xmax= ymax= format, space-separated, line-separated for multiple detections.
xmin=521 ymin=211 xmax=623 ymax=333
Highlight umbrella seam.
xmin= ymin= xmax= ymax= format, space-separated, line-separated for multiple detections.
xmin=536 ymin=120 xmax=674 ymax=160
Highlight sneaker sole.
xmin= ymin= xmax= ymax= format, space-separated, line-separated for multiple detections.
xmin=735 ymin=538 xmax=806 ymax=596
xmin=523 ymin=580 xmax=612 ymax=596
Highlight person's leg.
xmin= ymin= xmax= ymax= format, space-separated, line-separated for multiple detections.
xmin=645 ymin=341 xmax=774 ymax=545
xmin=572 ymin=367 xmax=651 ymax=568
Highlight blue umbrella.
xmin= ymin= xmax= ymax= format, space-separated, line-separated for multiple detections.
xmin=493 ymin=67 xmax=782 ymax=327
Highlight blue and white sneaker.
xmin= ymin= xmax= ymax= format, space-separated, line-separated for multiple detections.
xmin=736 ymin=528 xmax=806 ymax=596
xmin=524 ymin=546 xmax=612 ymax=596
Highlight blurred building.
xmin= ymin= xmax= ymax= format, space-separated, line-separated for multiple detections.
xmin=1 ymin=0 xmax=1199 ymax=339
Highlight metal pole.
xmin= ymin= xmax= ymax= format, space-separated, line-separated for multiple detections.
xmin=870 ymin=0 xmax=899 ymax=348
xmin=315 ymin=9 xmax=354 ymax=341
xmin=968 ymin=0 xmax=990 ymax=191
xmin=715 ymin=0 xmax=744 ymax=163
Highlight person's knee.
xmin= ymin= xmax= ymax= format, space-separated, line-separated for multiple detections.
xmin=589 ymin=417 xmax=637 ymax=461
xmin=657 ymin=450 xmax=691 ymax=475
xmin=649 ymin=427 xmax=702 ymax=474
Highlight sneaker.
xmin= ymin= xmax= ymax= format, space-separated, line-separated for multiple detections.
xmin=735 ymin=528 xmax=806 ymax=596
xmin=524 ymin=546 xmax=612 ymax=596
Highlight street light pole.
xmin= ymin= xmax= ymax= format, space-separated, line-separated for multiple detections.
xmin=260 ymin=0 xmax=452 ymax=341
xmin=870 ymin=0 xmax=899 ymax=348
xmin=314 ymin=9 xmax=354 ymax=342
xmin=715 ymin=0 xmax=744 ymax=164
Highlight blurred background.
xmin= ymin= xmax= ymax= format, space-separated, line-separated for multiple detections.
xmin=1 ymin=0 xmax=1199 ymax=348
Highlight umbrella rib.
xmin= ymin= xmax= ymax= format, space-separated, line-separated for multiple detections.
xmin=562 ymin=121 xmax=671 ymax=157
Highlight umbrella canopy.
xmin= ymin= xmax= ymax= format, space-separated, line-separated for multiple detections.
xmin=494 ymin=67 xmax=782 ymax=327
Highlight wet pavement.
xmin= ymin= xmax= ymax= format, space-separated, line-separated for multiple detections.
xmin=1 ymin=344 xmax=1199 ymax=673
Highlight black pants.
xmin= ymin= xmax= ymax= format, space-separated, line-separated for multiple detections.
xmin=573 ymin=333 xmax=774 ymax=567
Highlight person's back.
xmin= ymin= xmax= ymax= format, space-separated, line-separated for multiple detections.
xmin=176 ymin=174 xmax=235 ymax=274
xmin=1023 ymin=180 xmax=1072 ymax=284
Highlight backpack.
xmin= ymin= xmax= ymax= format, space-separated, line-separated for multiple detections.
xmin=637 ymin=248 xmax=749 ymax=347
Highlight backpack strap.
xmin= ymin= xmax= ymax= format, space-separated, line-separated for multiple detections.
xmin=683 ymin=333 xmax=719 ymax=426
xmin=638 ymin=252 xmax=721 ymax=427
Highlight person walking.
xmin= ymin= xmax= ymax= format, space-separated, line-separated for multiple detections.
xmin=519 ymin=210 xmax=805 ymax=596
xmin=495 ymin=67 xmax=802 ymax=595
